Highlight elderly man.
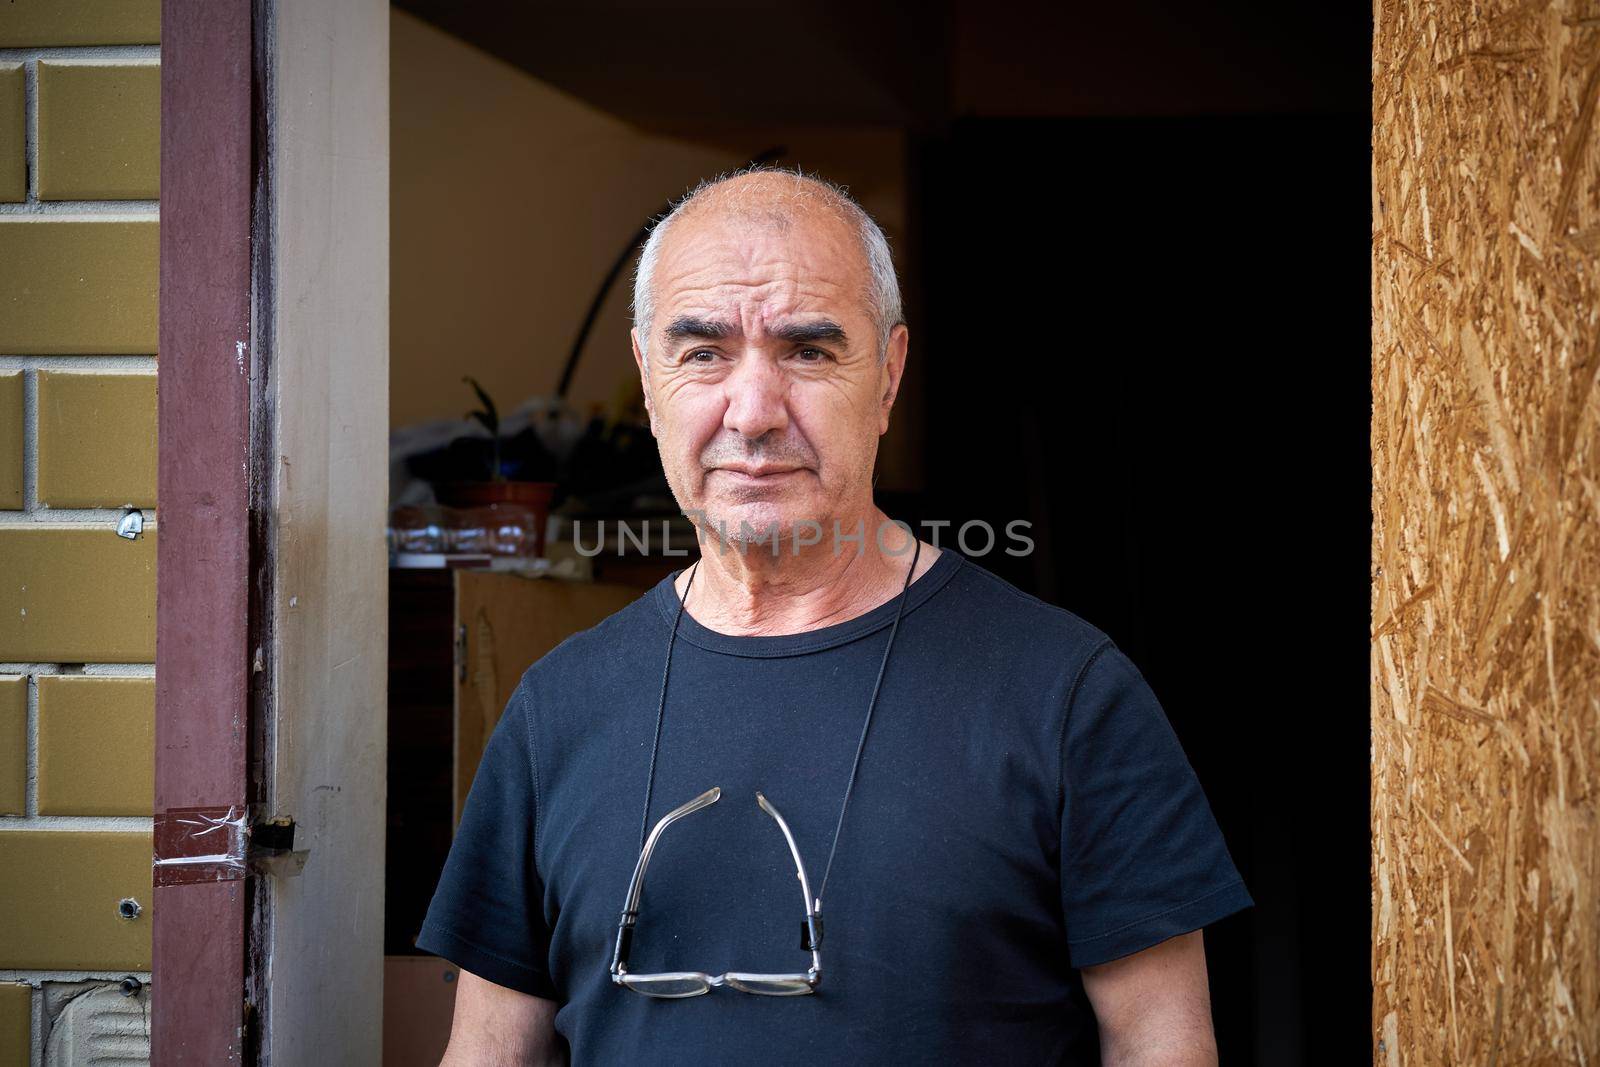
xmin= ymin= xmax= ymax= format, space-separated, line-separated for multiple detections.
xmin=418 ymin=169 xmax=1252 ymax=1065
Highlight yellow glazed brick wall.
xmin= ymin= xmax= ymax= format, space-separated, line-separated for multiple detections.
xmin=37 ymin=63 xmax=160 ymax=201
xmin=0 ymin=677 xmax=22 ymax=815
xmin=36 ymin=371 xmax=157 ymax=507
xmin=0 ymin=982 xmax=29 ymax=1067
xmin=0 ymin=529 xmax=156 ymax=663
xmin=0 ymin=2 xmax=160 ymax=48
xmin=0 ymin=831 xmax=153 ymax=971
xmin=0 ymin=7 xmax=160 ymax=1036
xmin=0 ymin=372 xmax=20 ymax=508
xmin=37 ymin=676 xmax=154 ymax=816
xmin=0 ymin=65 xmax=22 ymax=202
xmin=0 ymin=220 xmax=158 ymax=354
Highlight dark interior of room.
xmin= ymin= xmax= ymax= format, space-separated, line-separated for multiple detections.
xmin=387 ymin=3 xmax=1371 ymax=1062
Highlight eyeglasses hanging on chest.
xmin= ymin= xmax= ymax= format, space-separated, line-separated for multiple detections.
xmin=609 ymin=786 xmax=824 ymax=997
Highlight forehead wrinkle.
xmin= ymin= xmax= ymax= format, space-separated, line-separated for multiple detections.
xmin=656 ymin=254 xmax=802 ymax=300
xmin=663 ymin=288 xmax=855 ymax=343
xmin=655 ymin=214 xmax=863 ymax=293
xmin=660 ymin=257 xmax=854 ymax=307
xmin=651 ymin=220 xmax=872 ymax=348
xmin=660 ymin=273 xmax=852 ymax=322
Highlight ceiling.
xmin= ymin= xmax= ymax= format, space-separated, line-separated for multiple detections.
xmin=391 ymin=0 xmax=948 ymax=128
xmin=391 ymin=0 xmax=1365 ymax=129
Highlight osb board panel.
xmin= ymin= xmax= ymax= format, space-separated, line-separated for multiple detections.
xmin=453 ymin=574 xmax=642 ymax=827
xmin=1373 ymin=3 xmax=1600 ymax=1065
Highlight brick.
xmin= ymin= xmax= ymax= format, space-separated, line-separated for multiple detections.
xmin=37 ymin=371 xmax=157 ymax=507
xmin=37 ymin=63 xmax=160 ymax=201
xmin=0 ymin=676 xmax=22 ymax=816
xmin=0 ymin=1 xmax=160 ymax=47
xmin=37 ymin=676 xmax=153 ymax=816
xmin=0 ymin=65 xmax=22 ymax=202
xmin=0 ymin=831 xmax=151 ymax=970
xmin=0 ymin=982 xmax=29 ymax=1067
xmin=0 ymin=528 xmax=155 ymax=663
xmin=0 ymin=373 xmax=20 ymax=509
xmin=0 ymin=220 xmax=158 ymax=355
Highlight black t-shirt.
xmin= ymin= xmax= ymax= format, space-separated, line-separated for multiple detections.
xmin=417 ymin=548 xmax=1253 ymax=1064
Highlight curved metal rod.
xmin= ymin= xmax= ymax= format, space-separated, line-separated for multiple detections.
xmin=755 ymin=791 xmax=816 ymax=917
xmin=623 ymin=785 xmax=720 ymax=915
xmin=755 ymin=791 xmax=822 ymax=977
xmin=613 ymin=786 xmax=822 ymax=985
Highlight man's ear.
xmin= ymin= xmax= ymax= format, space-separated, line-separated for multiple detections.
xmin=631 ymin=327 xmax=658 ymax=437
xmin=877 ymin=323 xmax=909 ymax=435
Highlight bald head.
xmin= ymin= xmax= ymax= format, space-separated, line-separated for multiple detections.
xmin=632 ymin=168 xmax=903 ymax=366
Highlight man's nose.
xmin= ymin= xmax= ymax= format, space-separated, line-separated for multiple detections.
xmin=721 ymin=354 xmax=789 ymax=440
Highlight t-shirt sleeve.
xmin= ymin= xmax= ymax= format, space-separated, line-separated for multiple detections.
xmin=415 ymin=685 xmax=558 ymax=999
xmin=1058 ymin=639 xmax=1253 ymax=969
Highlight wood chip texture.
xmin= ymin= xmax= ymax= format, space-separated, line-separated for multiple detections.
xmin=1374 ymin=1 xmax=1600 ymax=1063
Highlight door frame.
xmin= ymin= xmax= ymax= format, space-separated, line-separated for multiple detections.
xmin=154 ymin=1 xmax=253 ymax=1061
xmin=155 ymin=2 xmax=390 ymax=1061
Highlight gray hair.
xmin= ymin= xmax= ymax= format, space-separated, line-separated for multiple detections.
xmin=631 ymin=166 xmax=903 ymax=368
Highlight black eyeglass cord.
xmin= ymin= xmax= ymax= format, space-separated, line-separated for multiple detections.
xmin=637 ymin=536 xmax=924 ymax=916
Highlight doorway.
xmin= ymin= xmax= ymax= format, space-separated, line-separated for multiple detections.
xmin=153 ymin=2 xmax=1363 ymax=1062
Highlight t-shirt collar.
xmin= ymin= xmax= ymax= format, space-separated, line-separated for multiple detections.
xmin=650 ymin=547 xmax=964 ymax=658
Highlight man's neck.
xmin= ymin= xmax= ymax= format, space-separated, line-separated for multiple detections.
xmin=674 ymin=506 xmax=935 ymax=637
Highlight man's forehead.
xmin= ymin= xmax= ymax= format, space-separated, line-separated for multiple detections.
xmin=652 ymin=210 xmax=866 ymax=312
xmin=663 ymin=283 xmax=843 ymax=321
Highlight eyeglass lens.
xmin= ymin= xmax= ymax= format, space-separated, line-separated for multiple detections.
xmin=620 ymin=972 xmax=814 ymax=998
xmin=619 ymin=974 xmax=711 ymax=998
xmin=724 ymin=974 xmax=813 ymax=995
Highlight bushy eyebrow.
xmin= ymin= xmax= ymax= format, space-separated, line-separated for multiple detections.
xmin=662 ymin=316 xmax=850 ymax=347
xmin=769 ymin=320 xmax=848 ymax=346
xmin=663 ymin=316 xmax=733 ymax=343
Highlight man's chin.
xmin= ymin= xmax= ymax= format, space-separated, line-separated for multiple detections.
xmin=689 ymin=501 xmax=823 ymax=551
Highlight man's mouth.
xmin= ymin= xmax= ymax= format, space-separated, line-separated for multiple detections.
xmin=714 ymin=466 xmax=805 ymax=482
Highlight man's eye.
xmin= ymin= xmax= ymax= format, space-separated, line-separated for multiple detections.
xmin=686 ymin=349 xmax=717 ymax=363
xmin=796 ymin=348 xmax=828 ymax=362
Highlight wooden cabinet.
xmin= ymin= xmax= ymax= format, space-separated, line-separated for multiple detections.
xmin=384 ymin=568 xmax=665 ymax=957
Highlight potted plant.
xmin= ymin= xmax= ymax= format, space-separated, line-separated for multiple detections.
xmin=436 ymin=376 xmax=556 ymax=554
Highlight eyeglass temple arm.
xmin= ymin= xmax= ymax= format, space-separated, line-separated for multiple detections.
xmin=611 ymin=786 xmax=721 ymax=974
xmin=756 ymin=791 xmax=824 ymax=975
